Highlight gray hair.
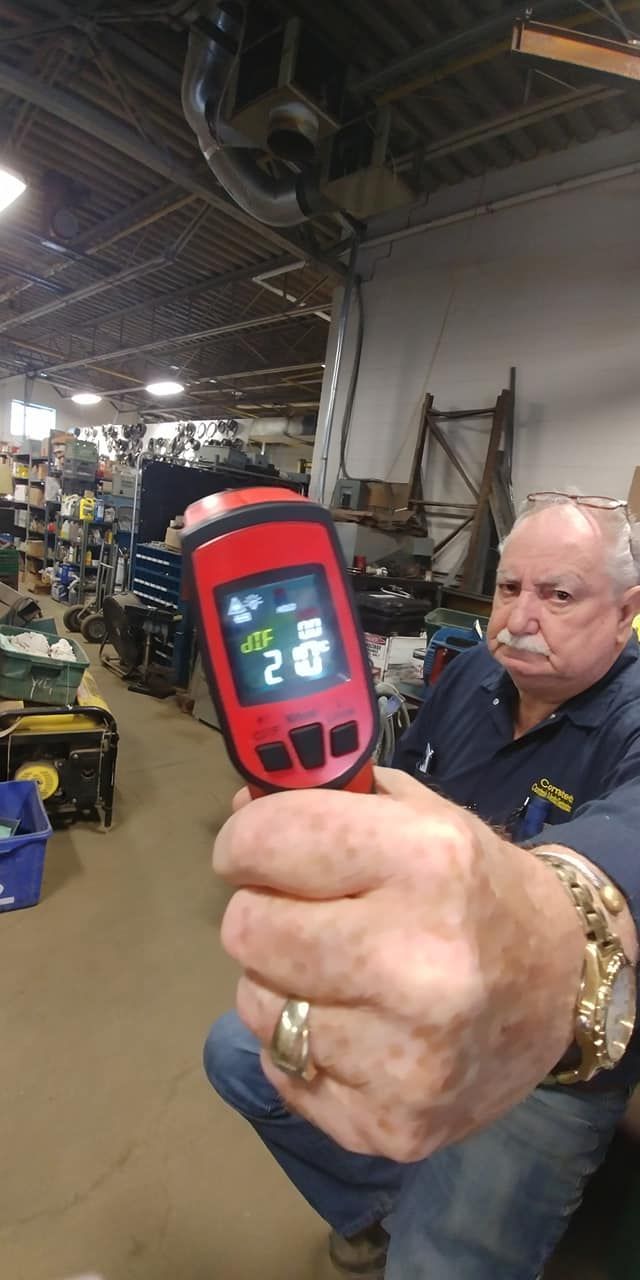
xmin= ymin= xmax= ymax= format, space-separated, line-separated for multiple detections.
xmin=501 ymin=490 xmax=640 ymax=595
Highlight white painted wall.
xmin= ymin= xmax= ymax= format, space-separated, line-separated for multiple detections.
xmin=0 ymin=379 xmax=310 ymax=473
xmin=0 ymin=375 xmax=137 ymax=446
xmin=312 ymin=126 xmax=640 ymax=565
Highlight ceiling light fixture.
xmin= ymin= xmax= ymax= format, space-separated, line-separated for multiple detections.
xmin=71 ymin=392 xmax=103 ymax=406
xmin=146 ymin=380 xmax=185 ymax=397
xmin=0 ymin=165 xmax=27 ymax=216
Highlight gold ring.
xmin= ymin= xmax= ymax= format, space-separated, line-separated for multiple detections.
xmin=270 ymin=998 xmax=316 ymax=1082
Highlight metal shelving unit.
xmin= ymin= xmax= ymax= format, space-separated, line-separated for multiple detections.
xmin=43 ymin=499 xmax=60 ymax=568
xmin=11 ymin=449 xmax=49 ymax=589
xmin=53 ymin=515 xmax=114 ymax=603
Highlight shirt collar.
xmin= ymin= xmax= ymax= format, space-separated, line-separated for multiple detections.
xmin=481 ymin=636 xmax=639 ymax=729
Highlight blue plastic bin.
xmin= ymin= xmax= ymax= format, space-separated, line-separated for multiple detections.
xmin=423 ymin=625 xmax=484 ymax=681
xmin=0 ymin=781 xmax=53 ymax=912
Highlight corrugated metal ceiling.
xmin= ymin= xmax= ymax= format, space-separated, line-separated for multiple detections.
xmin=0 ymin=0 xmax=638 ymax=418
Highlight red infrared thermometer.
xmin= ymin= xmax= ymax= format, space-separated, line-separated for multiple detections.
xmin=183 ymin=487 xmax=379 ymax=796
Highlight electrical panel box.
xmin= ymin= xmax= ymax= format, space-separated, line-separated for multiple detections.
xmin=332 ymin=479 xmax=370 ymax=511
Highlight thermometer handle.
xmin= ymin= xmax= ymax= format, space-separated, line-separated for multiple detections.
xmin=248 ymin=759 xmax=375 ymax=800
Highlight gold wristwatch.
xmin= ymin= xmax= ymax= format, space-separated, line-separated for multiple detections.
xmin=536 ymin=851 xmax=637 ymax=1085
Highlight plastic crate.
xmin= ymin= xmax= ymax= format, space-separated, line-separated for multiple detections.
xmin=423 ymin=625 xmax=484 ymax=681
xmin=425 ymin=607 xmax=488 ymax=645
xmin=0 ymin=780 xmax=52 ymax=911
xmin=0 ymin=626 xmax=89 ymax=705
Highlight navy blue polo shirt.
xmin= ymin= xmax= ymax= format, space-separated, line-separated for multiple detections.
xmin=393 ymin=637 xmax=640 ymax=1091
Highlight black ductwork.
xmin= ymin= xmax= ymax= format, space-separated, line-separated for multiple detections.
xmin=181 ymin=0 xmax=332 ymax=227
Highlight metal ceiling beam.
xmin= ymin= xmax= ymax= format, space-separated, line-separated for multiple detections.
xmin=371 ymin=0 xmax=640 ymax=107
xmin=513 ymin=20 xmax=640 ymax=80
xmin=0 ymin=55 xmax=336 ymax=271
xmin=0 ymin=335 xmax=143 ymax=382
xmin=400 ymin=80 xmax=625 ymax=167
xmin=0 ymin=187 xmax=194 ymax=307
xmin=7 ymin=303 xmax=327 ymax=381
xmin=39 ymin=359 xmax=325 ymax=399
xmin=0 ymin=263 xmax=67 ymax=294
xmin=3 ymin=0 xmax=183 ymax=86
xmin=0 ymin=252 xmax=170 ymax=335
xmin=87 ymin=361 xmax=326 ymax=398
xmin=47 ymin=253 xmax=306 ymax=337
xmin=215 ymin=361 xmax=324 ymax=381
xmin=351 ymin=0 xmax=563 ymax=97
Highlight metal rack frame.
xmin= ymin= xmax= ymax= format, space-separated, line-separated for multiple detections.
xmin=53 ymin=513 xmax=115 ymax=604
xmin=11 ymin=447 xmax=49 ymax=589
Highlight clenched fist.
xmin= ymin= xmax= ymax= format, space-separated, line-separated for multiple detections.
xmin=214 ymin=768 xmax=583 ymax=1162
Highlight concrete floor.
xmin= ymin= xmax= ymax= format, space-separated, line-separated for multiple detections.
xmin=0 ymin=619 xmax=616 ymax=1280
xmin=0 ymin=634 xmax=333 ymax=1280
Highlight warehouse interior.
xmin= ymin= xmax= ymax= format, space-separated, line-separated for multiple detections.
xmin=2 ymin=1 xmax=640 ymax=1277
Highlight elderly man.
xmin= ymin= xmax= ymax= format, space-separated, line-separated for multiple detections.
xmin=204 ymin=492 xmax=640 ymax=1279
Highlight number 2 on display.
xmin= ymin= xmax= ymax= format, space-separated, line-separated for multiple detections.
xmin=264 ymin=650 xmax=284 ymax=686
xmin=262 ymin=613 xmax=332 ymax=688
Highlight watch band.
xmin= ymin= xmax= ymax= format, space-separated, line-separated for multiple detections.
xmin=535 ymin=849 xmax=625 ymax=921
xmin=536 ymin=854 xmax=620 ymax=950
xmin=535 ymin=851 xmax=633 ymax=1085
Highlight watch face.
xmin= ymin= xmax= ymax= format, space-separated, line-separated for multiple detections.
xmin=605 ymin=965 xmax=636 ymax=1062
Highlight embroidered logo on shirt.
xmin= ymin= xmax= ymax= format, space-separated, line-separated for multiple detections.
xmin=417 ymin=743 xmax=435 ymax=776
xmin=531 ymin=777 xmax=575 ymax=814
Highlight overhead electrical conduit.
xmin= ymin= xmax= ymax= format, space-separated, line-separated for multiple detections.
xmin=181 ymin=0 xmax=332 ymax=226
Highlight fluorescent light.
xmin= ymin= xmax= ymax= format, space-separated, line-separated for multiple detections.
xmin=72 ymin=392 xmax=103 ymax=406
xmin=146 ymin=380 xmax=185 ymax=397
xmin=0 ymin=166 xmax=26 ymax=216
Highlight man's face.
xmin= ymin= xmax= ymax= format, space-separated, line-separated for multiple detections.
xmin=487 ymin=506 xmax=639 ymax=700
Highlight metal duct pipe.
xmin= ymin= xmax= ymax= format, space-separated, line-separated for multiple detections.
xmin=311 ymin=236 xmax=359 ymax=504
xmin=245 ymin=417 xmax=314 ymax=446
xmin=181 ymin=0 xmax=331 ymax=227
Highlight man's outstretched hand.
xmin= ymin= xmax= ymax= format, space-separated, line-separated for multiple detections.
xmin=214 ymin=768 xmax=583 ymax=1162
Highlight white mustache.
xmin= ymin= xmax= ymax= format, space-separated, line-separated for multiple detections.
xmin=496 ymin=629 xmax=550 ymax=656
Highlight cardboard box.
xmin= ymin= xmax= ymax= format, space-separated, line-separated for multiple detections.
xmin=0 ymin=462 xmax=13 ymax=495
xmin=28 ymin=486 xmax=44 ymax=509
xmin=24 ymin=540 xmax=45 ymax=560
xmin=24 ymin=570 xmax=42 ymax=593
xmin=366 ymin=481 xmax=394 ymax=512
xmin=164 ymin=526 xmax=182 ymax=552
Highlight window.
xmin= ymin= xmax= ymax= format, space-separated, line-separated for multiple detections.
xmin=10 ymin=400 xmax=56 ymax=442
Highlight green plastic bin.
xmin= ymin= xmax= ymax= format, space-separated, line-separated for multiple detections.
xmin=0 ymin=625 xmax=89 ymax=706
xmin=425 ymin=607 xmax=489 ymax=645
xmin=0 ymin=545 xmax=19 ymax=590
xmin=24 ymin=617 xmax=59 ymax=637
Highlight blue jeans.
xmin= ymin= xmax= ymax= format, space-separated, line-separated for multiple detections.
xmin=204 ymin=1012 xmax=627 ymax=1279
